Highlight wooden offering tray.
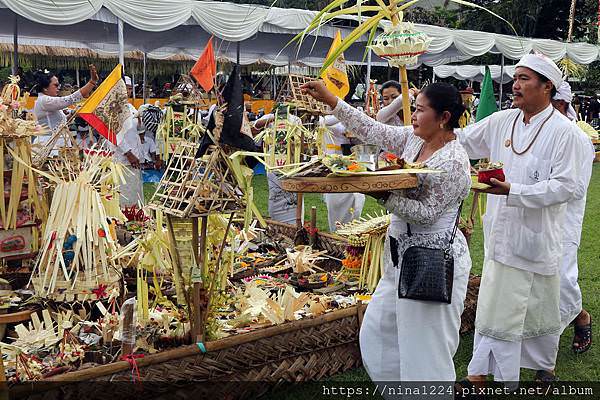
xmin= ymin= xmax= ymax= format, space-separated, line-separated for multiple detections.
xmin=281 ymin=172 xmax=419 ymax=193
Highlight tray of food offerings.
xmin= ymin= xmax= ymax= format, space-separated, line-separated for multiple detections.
xmin=280 ymin=151 xmax=439 ymax=194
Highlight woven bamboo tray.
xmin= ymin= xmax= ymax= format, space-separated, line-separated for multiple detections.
xmin=11 ymin=305 xmax=366 ymax=400
xmin=281 ymin=174 xmax=418 ymax=193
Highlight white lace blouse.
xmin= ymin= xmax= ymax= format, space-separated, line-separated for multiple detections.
xmin=333 ymin=99 xmax=472 ymax=258
xmin=33 ymin=91 xmax=83 ymax=133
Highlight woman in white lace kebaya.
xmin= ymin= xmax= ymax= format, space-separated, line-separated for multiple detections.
xmin=33 ymin=65 xmax=98 ymax=149
xmin=302 ymin=81 xmax=472 ymax=386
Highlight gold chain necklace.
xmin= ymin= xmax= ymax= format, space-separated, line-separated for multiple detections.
xmin=507 ymin=108 xmax=554 ymax=155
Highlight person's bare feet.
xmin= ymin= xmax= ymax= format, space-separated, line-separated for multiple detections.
xmin=574 ymin=309 xmax=591 ymax=326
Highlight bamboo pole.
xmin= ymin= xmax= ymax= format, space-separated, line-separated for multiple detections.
xmin=309 ymin=206 xmax=317 ymax=247
xmin=192 ymin=216 xmax=209 ymax=342
xmin=0 ymin=351 xmax=6 ymax=400
xmin=390 ymin=2 xmax=411 ymax=126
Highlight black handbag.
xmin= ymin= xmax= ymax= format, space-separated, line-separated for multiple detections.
xmin=390 ymin=204 xmax=462 ymax=304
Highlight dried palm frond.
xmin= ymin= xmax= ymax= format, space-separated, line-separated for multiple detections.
xmin=558 ymin=57 xmax=586 ymax=79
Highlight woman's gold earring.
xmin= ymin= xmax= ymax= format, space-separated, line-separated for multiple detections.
xmin=439 ymin=123 xmax=444 ymax=129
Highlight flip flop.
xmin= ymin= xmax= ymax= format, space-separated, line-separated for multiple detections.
xmin=573 ymin=315 xmax=592 ymax=354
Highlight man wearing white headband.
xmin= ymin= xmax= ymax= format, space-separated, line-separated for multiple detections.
xmin=456 ymin=52 xmax=581 ymax=389
xmin=320 ymin=115 xmax=365 ymax=231
xmin=553 ymin=81 xmax=578 ymax=120
xmin=551 ymin=81 xmax=594 ymax=355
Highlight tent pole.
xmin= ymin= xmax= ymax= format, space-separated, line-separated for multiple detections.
xmin=236 ymin=42 xmax=240 ymax=65
xmin=271 ymin=68 xmax=276 ymax=99
xmin=143 ymin=52 xmax=147 ymax=104
xmin=432 ymin=68 xmax=436 ymax=83
xmin=118 ymin=18 xmax=125 ymax=68
xmin=12 ymin=13 xmax=18 ymax=76
xmin=499 ymin=54 xmax=505 ymax=108
xmin=76 ymin=69 xmax=80 ymax=88
xmin=132 ymin=70 xmax=136 ymax=101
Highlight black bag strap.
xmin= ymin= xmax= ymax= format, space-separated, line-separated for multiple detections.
xmin=448 ymin=202 xmax=463 ymax=246
xmin=406 ymin=202 xmax=463 ymax=247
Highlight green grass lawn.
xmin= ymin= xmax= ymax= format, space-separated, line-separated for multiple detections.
xmin=249 ymin=165 xmax=600 ymax=397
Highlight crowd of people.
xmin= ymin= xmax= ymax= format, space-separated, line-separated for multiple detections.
xmin=25 ymin=52 xmax=593 ymax=393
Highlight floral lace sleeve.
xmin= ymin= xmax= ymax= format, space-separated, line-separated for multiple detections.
xmin=383 ymin=145 xmax=471 ymax=225
xmin=333 ymin=100 xmax=413 ymax=155
xmin=39 ymin=91 xmax=84 ymax=112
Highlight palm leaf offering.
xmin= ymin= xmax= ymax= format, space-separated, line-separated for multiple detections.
xmin=27 ymin=148 xmax=123 ymax=302
xmin=558 ymin=57 xmax=586 ymax=79
xmin=335 ymin=213 xmax=391 ymax=291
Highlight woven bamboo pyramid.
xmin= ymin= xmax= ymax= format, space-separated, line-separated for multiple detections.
xmin=148 ymin=140 xmax=247 ymax=218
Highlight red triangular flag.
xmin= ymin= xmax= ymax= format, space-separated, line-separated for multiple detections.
xmin=190 ymin=36 xmax=216 ymax=92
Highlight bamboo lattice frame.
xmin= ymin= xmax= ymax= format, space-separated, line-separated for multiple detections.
xmin=277 ymin=75 xmax=327 ymax=114
xmin=172 ymin=74 xmax=211 ymax=106
xmin=148 ymin=141 xmax=246 ymax=218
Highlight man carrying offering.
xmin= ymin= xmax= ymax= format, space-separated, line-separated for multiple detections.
xmin=457 ymin=53 xmax=581 ymax=388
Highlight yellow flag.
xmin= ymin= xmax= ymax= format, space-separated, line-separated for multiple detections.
xmin=321 ymin=31 xmax=350 ymax=99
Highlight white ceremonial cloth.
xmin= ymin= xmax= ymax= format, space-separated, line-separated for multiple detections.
xmin=111 ymin=103 xmax=144 ymax=165
xmin=475 ymin=259 xmax=560 ymax=342
xmin=469 ymin=331 xmax=559 ymax=385
xmin=458 ymin=104 xmax=580 ymax=275
xmin=468 ymin=259 xmax=560 ymax=384
xmin=119 ymin=165 xmax=143 ymax=207
xmin=557 ymin=122 xmax=594 ymax=330
xmin=264 ymin=113 xmax=304 ymax=225
xmin=559 ymin=244 xmax=583 ymax=331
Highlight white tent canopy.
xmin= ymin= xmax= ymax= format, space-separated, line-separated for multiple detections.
xmin=0 ymin=0 xmax=599 ymax=69
xmin=434 ymin=65 xmax=517 ymax=84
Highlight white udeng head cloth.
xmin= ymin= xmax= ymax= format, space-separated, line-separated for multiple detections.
xmin=515 ymin=53 xmax=563 ymax=90
xmin=553 ymin=81 xmax=577 ymax=120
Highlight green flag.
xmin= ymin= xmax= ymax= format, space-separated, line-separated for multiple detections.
xmin=476 ymin=66 xmax=498 ymax=122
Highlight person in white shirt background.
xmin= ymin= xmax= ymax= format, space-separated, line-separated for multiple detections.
xmin=320 ymin=115 xmax=364 ymax=231
xmin=111 ymin=76 xmax=144 ymax=207
xmin=376 ymin=80 xmax=417 ymax=127
xmin=253 ymin=109 xmax=304 ymax=225
xmin=550 ymin=81 xmax=594 ymax=355
xmin=457 ymin=53 xmax=580 ymax=388
xmin=32 ymin=65 xmax=98 ymax=151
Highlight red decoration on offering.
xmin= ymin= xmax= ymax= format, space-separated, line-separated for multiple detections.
xmin=92 ymin=284 xmax=108 ymax=299
xmin=478 ymin=168 xmax=505 ymax=185
xmin=98 ymin=228 xmax=106 ymax=238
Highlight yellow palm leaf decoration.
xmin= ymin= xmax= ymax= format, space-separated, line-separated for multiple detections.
xmin=291 ymin=0 xmax=517 ymax=126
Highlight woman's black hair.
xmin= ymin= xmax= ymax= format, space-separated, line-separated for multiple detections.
xmin=420 ymin=82 xmax=466 ymax=129
xmin=33 ymin=70 xmax=54 ymax=93
xmin=532 ymin=71 xmax=558 ymax=98
xmin=380 ymin=80 xmax=402 ymax=95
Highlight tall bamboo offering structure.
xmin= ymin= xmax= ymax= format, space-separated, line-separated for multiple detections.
xmin=292 ymin=0 xmax=514 ymax=125
xmin=0 ymin=76 xmax=48 ymax=260
xmin=29 ymin=150 xmax=124 ymax=301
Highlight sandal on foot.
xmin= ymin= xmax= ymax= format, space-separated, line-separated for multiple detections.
xmin=573 ymin=315 xmax=592 ymax=354
xmin=534 ymin=370 xmax=557 ymax=384
xmin=455 ymin=378 xmax=483 ymax=399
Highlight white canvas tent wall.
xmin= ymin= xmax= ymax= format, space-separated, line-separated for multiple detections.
xmin=434 ymin=65 xmax=517 ymax=83
xmin=1 ymin=0 xmax=599 ymax=70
